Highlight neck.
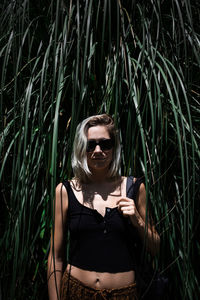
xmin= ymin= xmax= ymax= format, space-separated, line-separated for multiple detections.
xmin=89 ymin=168 xmax=110 ymax=183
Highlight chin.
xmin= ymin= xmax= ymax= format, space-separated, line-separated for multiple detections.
xmin=89 ymin=162 xmax=111 ymax=171
xmin=93 ymin=164 xmax=108 ymax=170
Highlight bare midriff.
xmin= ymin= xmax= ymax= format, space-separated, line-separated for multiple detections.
xmin=66 ymin=264 xmax=135 ymax=289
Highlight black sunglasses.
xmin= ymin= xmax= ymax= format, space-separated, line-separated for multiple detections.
xmin=86 ymin=139 xmax=114 ymax=152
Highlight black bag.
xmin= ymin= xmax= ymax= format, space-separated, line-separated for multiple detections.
xmin=126 ymin=176 xmax=168 ymax=299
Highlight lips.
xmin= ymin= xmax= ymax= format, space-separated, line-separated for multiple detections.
xmin=91 ymin=155 xmax=105 ymax=159
xmin=92 ymin=158 xmax=105 ymax=160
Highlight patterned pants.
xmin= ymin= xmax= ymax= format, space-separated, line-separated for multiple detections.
xmin=60 ymin=269 xmax=138 ymax=300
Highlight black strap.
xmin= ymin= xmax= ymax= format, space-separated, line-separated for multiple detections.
xmin=126 ymin=176 xmax=134 ymax=197
xmin=62 ymin=180 xmax=70 ymax=192
xmin=126 ymin=176 xmax=144 ymax=201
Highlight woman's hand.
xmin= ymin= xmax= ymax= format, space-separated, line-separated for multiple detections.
xmin=116 ymin=197 xmax=144 ymax=228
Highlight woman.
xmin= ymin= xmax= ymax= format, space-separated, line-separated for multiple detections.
xmin=47 ymin=114 xmax=160 ymax=300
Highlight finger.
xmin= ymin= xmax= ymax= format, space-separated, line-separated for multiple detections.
xmin=116 ymin=198 xmax=131 ymax=205
xmin=120 ymin=206 xmax=135 ymax=212
xmin=118 ymin=203 xmax=135 ymax=212
xmin=116 ymin=197 xmax=135 ymax=205
xmin=121 ymin=210 xmax=132 ymax=217
xmin=118 ymin=201 xmax=133 ymax=207
xmin=118 ymin=204 xmax=129 ymax=213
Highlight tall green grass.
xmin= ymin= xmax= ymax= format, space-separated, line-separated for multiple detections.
xmin=0 ymin=0 xmax=199 ymax=299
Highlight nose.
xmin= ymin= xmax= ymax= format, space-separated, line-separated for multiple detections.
xmin=94 ymin=144 xmax=102 ymax=152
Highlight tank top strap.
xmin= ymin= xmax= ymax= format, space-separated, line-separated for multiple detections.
xmin=126 ymin=176 xmax=145 ymax=202
xmin=62 ymin=180 xmax=72 ymax=211
xmin=62 ymin=180 xmax=70 ymax=193
xmin=62 ymin=180 xmax=83 ymax=214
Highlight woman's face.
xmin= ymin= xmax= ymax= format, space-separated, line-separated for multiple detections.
xmin=86 ymin=125 xmax=113 ymax=174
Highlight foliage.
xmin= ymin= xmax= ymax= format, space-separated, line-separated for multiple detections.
xmin=0 ymin=0 xmax=200 ymax=299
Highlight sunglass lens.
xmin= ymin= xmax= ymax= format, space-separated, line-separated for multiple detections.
xmin=86 ymin=139 xmax=113 ymax=152
xmin=87 ymin=140 xmax=96 ymax=152
xmin=99 ymin=139 xmax=113 ymax=150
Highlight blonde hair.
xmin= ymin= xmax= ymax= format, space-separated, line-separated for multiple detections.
xmin=71 ymin=114 xmax=121 ymax=183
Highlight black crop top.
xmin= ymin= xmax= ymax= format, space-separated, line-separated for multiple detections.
xmin=62 ymin=177 xmax=144 ymax=273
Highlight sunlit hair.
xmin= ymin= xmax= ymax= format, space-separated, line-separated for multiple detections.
xmin=72 ymin=114 xmax=121 ymax=183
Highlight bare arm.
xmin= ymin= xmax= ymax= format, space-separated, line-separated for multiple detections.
xmin=47 ymin=183 xmax=68 ymax=300
xmin=133 ymin=183 xmax=160 ymax=255
xmin=117 ymin=183 xmax=160 ymax=256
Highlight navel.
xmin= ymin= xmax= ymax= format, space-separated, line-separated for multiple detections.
xmin=95 ymin=277 xmax=100 ymax=288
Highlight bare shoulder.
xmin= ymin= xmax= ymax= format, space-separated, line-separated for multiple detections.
xmin=135 ymin=181 xmax=147 ymax=222
xmin=138 ymin=181 xmax=146 ymax=193
xmin=55 ymin=182 xmax=69 ymax=211
xmin=137 ymin=181 xmax=146 ymax=201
